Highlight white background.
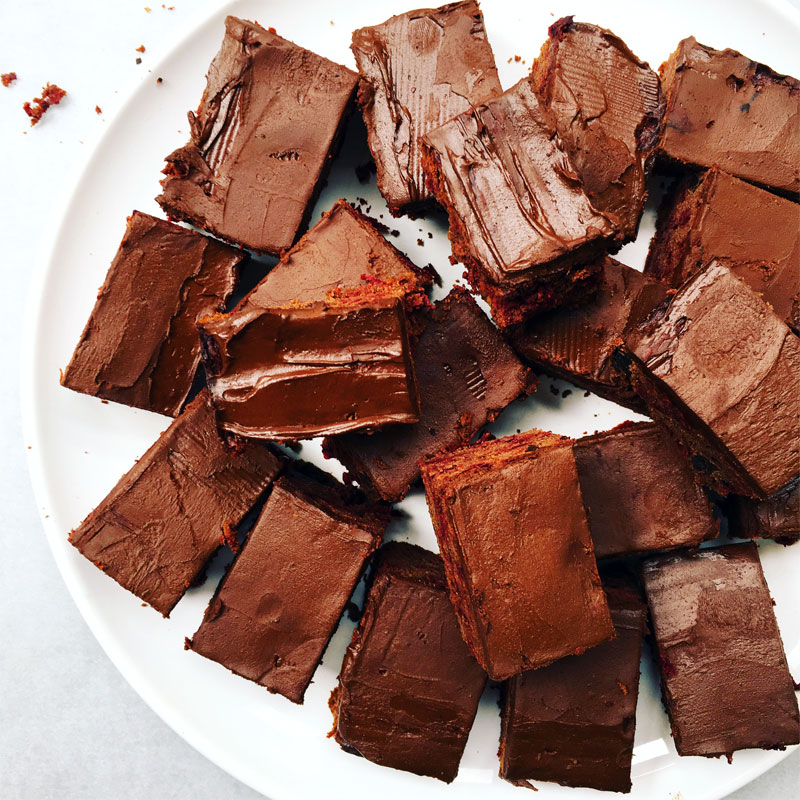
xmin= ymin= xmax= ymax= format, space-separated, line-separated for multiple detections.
xmin=1 ymin=1 xmax=798 ymax=798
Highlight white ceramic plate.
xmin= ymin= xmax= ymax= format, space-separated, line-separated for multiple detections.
xmin=21 ymin=1 xmax=800 ymax=798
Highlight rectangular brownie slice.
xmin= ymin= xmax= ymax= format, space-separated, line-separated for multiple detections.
xmin=574 ymin=421 xmax=719 ymax=559
xmin=69 ymin=390 xmax=283 ymax=616
xmin=499 ymin=576 xmax=646 ymax=793
xmin=157 ymin=16 xmax=358 ymax=255
xmin=508 ymin=256 xmax=648 ymax=413
xmin=329 ymin=542 xmax=486 ymax=782
xmin=531 ymin=17 xmax=665 ymax=241
xmin=351 ymin=0 xmax=502 ymax=215
xmin=62 ymin=211 xmax=243 ymax=417
xmin=420 ymin=429 xmax=614 ymax=681
xmin=657 ymin=37 xmax=800 ymax=196
xmin=641 ymin=543 xmax=800 ymax=757
xmin=625 ymin=261 xmax=800 ymax=498
xmin=187 ymin=471 xmax=387 ymax=704
xmin=420 ymin=77 xmax=617 ymax=327
xmin=645 ymin=167 xmax=800 ymax=332
xmin=324 ymin=287 xmax=534 ymax=502
xmin=726 ymin=481 xmax=799 ymax=546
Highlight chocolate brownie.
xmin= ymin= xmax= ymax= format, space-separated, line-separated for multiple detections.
xmin=726 ymin=480 xmax=799 ymax=546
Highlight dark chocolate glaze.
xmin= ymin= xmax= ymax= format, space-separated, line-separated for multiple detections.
xmin=325 ymin=287 xmax=533 ymax=502
xmin=421 ymin=429 xmax=614 ymax=682
xmin=330 ymin=542 xmax=486 ymax=782
xmin=727 ymin=479 xmax=799 ymax=545
xmin=62 ymin=211 xmax=243 ymax=417
xmin=642 ymin=543 xmax=800 ymax=757
xmin=351 ymin=1 xmax=502 ymax=214
xmin=499 ymin=579 xmax=646 ymax=793
xmin=187 ymin=473 xmax=386 ymax=704
xmin=69 ymin=391 xmax=283 ymax=616
xmin=157 ymin=17 xmax=358 ymax=254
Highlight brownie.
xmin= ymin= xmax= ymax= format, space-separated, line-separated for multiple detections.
xmin=625 ymin=261 xmax=800 ymax=499
xmin=187 ymin=472 xmax=386 ymax=703
xmin=508 ymin=256 xmax=649 ymax=412
xmin=658 ymin=37 xmax=800 ymax=196
xmin=324 ymin=287 xmax=533 ymax=502
xmin=726 ymin=480 xmax=800 ymax=546
xmin=420 ymin=430 xmax=614 ymax=681
xmin=329 ymin=542 xmax=486 ymax=782
xmin=199 ymin=296 xmax=419 ymax=440
xmin=351 ymin=1 xmax=502 ymax=215
xmin=61 ymin=211 xmax=243 ymax=417
xmin=645 ymin=167 xmax=800 ymax=332
xmin=641 ymin=543 xmax=800 ymax=757
xmin=420 ymin=77 xmax=617 ymax=327
xmin=499 ymin=578 xmax=646 ymax=793
xmin=574 ymin=422 xmax=718 ymax=559
xmin=69 ymin=391 xmax=283 ymax=616
xmin=157 ymin=17 xmax=358 ymax=254
xmin=531 ymin=17 xmax=664 ymax=241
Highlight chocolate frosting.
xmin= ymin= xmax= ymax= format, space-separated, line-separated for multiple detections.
xmin=331 ymin=542 xmax=486 ymax=782
xmin=642 ymin=543 xmax=800 ymax=757
xmin=200 ymin=297 xmax=419 ymax=440
xmin=62 ymin=211 xmax=243 ymax=417
xmin=658 ymin=37 xmax=800 ymax=195
xmin=626 ymin=261 xmax=800 ymax=498
xmin=727 ymin=479 xmax=800 ymax=545
xmin=421 ymin=429 xmax=614 ymax=681
xmin=69 ymin=391 xmax=283 ymax=616
xmin=574 ymin=421 xmax=718 ymax=558
xmin=352 ymin=1 xmax=502 ymax=214
xmin=531 ymin=18 xmax=665 ymax=240
xmin=157 ymin=17 xmax=357 ymax=254
xmin=499 ymin=579 xmax=646 ymax=792
xmin=645 ymin=167 xmax=800 ymax=332
xmin=188 ymin=473 xmax=386 ymax=704
xmin=325 ymin=287 xmax=533 ymax=502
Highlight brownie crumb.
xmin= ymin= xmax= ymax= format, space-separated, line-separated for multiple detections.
xmin=427 ymin=231 xmax=433 ymax=239
xmin=390 ymin=229 xmax=400 ymax=238
xmin=23 ymin=83 xmax=67 ymax=126
xmin=417 ymin=238 xmax=424 ymax=247
xmin=136 ymin=57 xmax=142 ymax=65
xmin=345 ymin=601 xmax=360 ymax=621
xmin=549 ymin=384 xmax=559 ymax=396
xmin=1 ymin=72 xmax=17 ymax=87
xmin=95 ymin=105 xmax=102 ymax=114
xmin=156 ymin=77 xmax=163 ymax=84
xmin=136 ymin=44 xmax=146 ymax=53
xmin=561 ymin=389 xmax=572 ymax=398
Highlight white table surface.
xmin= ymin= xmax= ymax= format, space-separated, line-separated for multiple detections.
xmin=1 ymin=1 xmax=797 ymax=798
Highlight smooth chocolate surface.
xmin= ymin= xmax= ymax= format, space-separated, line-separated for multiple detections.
xmin=727 ymin=480 xmax=800 ymax=545
xmin=188 ymin=472 xmax=386 ymax=703
xmin=325 ymin=287 xmax=533 ymax=502
xmin=531 ymin=17 xmax=664 ymax=240
xmin=330 ymin=542 xmax=486 ymax=782
xmin=658 ymin=37 xmax=800 ymax=195
xmin=574 ymin=422 xmax=718 ymax=559
xmin=645 ymin=167 xmax=800 ymax=332
xmin=421 ymin=77 xmax=616 ymax=326
xmin=69 ymin=391 xmax=283 ymax=616
xmin=62 ymin=211 xmax=243 ymax=417
xmin=626 ymin=261 xmax=800 ymax=498
xmin=351 ymin=1 xmax=502 ymax=214
xmin=200 ymin=297 xmax=419 ymax=440
xmin=500 ymin=579 xmax=646 ymax=793
xmin=421 ymin=430 xmax=614 ymax=681
xmin=642 ymin=543 xmax=800 ymax=757
xmin=508 ymin=256 xmax=648 ymax=412
xmin=158 ymin=16 xmax=357 ymax=254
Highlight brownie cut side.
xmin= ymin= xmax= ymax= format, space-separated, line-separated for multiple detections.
xmin=726 ymin=480 xmax=800 ymax=546
xmin=330 ymin=542 xmax=486 ymax=782
xmin=62 ymin=211 xmax=243 ymax=417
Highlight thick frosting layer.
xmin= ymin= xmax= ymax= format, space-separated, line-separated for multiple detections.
xmin=658 ymin=37 xmax=800 ymax=195
xmin=727 ymin=480 xmax=800 ymax=545
xmin=188 ymin=473 xmax=386 ymax=704
xmin=642 ymin=543 xmax=800 ymax=757
xmin=531 ymin=18 xmax=664 ymax=240
xmin=331 ymin=542 xmax=486 ymax=782
xmin=626 ymin=261 xmax=800 ymax=498
xmin=352 ymin=1 xmax=502 ymax=213
xmin=645 ymin=167 xmax=800 ymax=331
xmin=158 ymin=17 xmax=357 ymax=254
xmin=69 ymin=391 xmax=283 ymax=616
xmin=62 ymin=211 xmax=242 ymax=417
xmin=574 ymin=421 xmax=718 ymax=558
xmin=500 ymin=579 xmax=646 ymax=792
xmin=421 ymin=430 xmax=614 ymax=681
xmin=325 ymin=287 xmax=533 ymax=502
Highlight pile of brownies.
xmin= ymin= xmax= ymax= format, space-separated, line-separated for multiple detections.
xmin=61 ymin=3 xmax=799 ymax=793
